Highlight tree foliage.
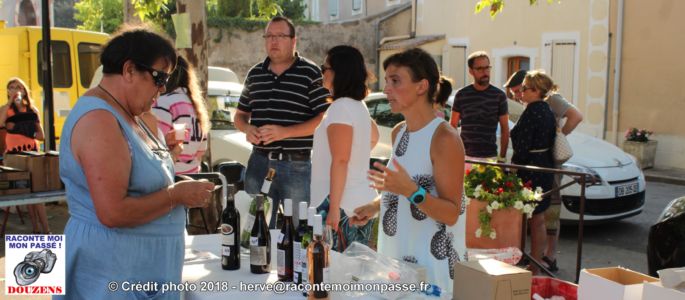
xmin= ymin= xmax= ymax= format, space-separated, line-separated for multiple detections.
xmin=278 ymin=0 xmax=306 ymax=21
xmin=217 ymin=0 xmax=251 ymax=17
xmin=74 ymin=0 xmax=124 ymax=33
xmin=475 ymin=0 xmax=560 ymax=18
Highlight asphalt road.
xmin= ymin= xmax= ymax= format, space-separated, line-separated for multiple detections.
xmin=553 ymin=181 xmax=685 ymax=282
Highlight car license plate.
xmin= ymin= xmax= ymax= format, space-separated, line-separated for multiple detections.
xmin=615 ymin=182 xmax=639 ymax=197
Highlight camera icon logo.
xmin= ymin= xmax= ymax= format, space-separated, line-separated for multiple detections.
xmin=13 ymin=249 xmax=57 ymax=286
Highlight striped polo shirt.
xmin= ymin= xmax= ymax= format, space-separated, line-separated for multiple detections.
xmin=452 ymin=84 xmax=508 ymax=158
xmin=238 ymin=53 xmax=330 ymax=152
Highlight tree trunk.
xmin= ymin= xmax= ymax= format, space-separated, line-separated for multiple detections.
xmin=175 ymin=0 xmax=208 ymax=99
xmin=123 ymin=0 xmax=141 ymax=24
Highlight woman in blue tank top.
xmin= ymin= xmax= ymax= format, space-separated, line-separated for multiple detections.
xmin=55 ymin=25 xmax=214 ymax=300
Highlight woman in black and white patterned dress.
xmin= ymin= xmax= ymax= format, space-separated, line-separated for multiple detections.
xmin=350 ymin=48 xmax=466 ymax=294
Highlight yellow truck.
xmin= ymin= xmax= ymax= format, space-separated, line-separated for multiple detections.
xmin=0 ymin=21 xmax=108 ymax=143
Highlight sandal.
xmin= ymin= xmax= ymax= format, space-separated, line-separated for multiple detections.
xmin=542 ymin=256 xmax=559 ymax=272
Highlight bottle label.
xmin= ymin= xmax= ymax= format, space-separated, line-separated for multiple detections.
xmin=250 ymin=237 xmax=258 ymax=246
xmin=222 ymin=246 xmax=231 ymax=257
xmin=261 ymin=181 xmax=272 ymax=194
xmin=293 ymin=242 xmax=302 ymax=272
xmin=277 ymin=249 xmax=285 ymax=275
xmin=221 ymin=224 xmax=234 ymax=246
xmin=301 ymin=250 xmax=308 ymax=284
xmin=278 ymin=232 xmax=284 ymax=244
xmin=294 ymin=273 xmax=300 ymax=284
xmin=250 ymin=246 xmax=267 ymax=265
xmin=244 ymin=215 xmax=255 ymax=235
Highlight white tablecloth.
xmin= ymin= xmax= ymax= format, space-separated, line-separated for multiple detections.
xmin=182 ymin=234 xmax=348 ymax=300
xmin=182 ymin=234 xmax=440 ymax=300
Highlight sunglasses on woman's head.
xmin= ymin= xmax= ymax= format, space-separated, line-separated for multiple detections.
xmin=136 ymin=63 xmax=170 ymax=87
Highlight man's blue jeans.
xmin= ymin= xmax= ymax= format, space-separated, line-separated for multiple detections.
xmin=244 ymin=151 xmax=311 ymax=228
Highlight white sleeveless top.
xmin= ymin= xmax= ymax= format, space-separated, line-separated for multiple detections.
xmin=378 ymin=118 xmax=466 ymax=295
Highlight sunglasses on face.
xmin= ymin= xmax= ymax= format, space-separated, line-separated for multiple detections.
xmin=136 ymin=63 xmax=170 ymax=88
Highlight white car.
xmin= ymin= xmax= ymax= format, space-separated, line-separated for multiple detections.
xmin=365 ymin=92 xmax=645 ymax=223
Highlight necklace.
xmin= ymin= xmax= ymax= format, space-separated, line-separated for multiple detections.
xmin=98 ymin=84 xmax=135 ymax=121
xmin=96 ymin=84 xmax=167 ymax=152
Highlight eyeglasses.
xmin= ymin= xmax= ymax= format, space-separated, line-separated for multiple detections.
xmin=136 ymin=63 xmax=170 ymax=88
xmin=320 ymin=64 xmax=331 ymax=73
xmin=522 ymin=85 xmax=535 ymax=92
xmin=473 ymin=66 xmax=492 ymax=72
xmin=8 ymin=85 xmax=23 ymax=91
xmin=262 ymin=34 xmax=293 ymax=41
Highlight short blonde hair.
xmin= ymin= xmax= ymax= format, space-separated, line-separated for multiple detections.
xmin=523 ymin=70 xmax=558 ymax=98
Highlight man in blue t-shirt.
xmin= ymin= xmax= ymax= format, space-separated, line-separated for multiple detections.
xmin=450 ymin=51 xmax=509 ymax=162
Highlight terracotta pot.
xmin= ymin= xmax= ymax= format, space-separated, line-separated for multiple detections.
xmin=465 ymin=198 xmax=523 ymax=249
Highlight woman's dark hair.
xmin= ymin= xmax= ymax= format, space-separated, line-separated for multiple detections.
xmin=100 ymin=24 xmax=177 ymax=75
xmin=383 ymin=48 xmax=452 ymax=106
xmin=327 ymin=45 xmax=369 ymax=101
xmin=163 ymin=55 xmax=209 ymax=133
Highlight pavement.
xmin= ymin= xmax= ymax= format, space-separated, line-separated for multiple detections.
xmin=643 ymin=166 xmax=685 ymax=185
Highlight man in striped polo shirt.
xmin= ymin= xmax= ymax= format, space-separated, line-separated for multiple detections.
xmin=450 ymin=51 xmax=509 ymax=165
xmin=234 ymin=16 xmax=330 ymax=226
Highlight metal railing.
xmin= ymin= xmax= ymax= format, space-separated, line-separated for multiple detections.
xmin=465 ymin=159 xmax=596 ymax=282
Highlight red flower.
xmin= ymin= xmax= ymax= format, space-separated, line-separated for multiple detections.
xmin=496 ymin=187 xmax=504 ymax=195
xmin=465 ymin=169 xmax=471 ymax=176
xmin=524 ymin=180 xmax=533 ymax=188
xmin=505 ymin=181 xmax=513 ymax=188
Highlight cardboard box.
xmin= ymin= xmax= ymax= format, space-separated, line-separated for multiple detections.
xmin=0 ymin=166 xmax=31 ymax=195
xmin=642 ymin=282 xmax=685 ymax=300
xmin=453 ymin=258 xmax=531 ymax=300
xmin=4 ymin=151 xmax=61 ymax=192
xmin=578 ymin=267 xmax=658 ymax=300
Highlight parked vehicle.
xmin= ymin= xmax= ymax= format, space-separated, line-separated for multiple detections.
xmin=0 ymin=22 xmax=109 ymax=141
xmin=647 ymin=196 xmax=685 ymax=276
xmin=365 ymin=92 xmax=645 ymax=223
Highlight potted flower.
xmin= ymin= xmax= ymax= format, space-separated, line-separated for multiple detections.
xmin=463 ymin=163 xmax=543 ymax=249
xmin=622 ymin=128 xmax=657 ymax=169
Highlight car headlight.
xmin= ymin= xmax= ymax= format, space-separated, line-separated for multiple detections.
xmin=562 ymin=163 xmax=602 ymax=185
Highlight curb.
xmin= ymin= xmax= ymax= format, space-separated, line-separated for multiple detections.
xmin=645 ymin=174 xmax=685 ymax=186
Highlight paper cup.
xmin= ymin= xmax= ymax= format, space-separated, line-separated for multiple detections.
xmin=173 ymin=123 xmax=186 ymax=140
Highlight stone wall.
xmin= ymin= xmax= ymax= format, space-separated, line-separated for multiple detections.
xmin=208 ymin=20 xmax=377 ymax=84
xmin=207 ymin=4 xmax=412 ymax=89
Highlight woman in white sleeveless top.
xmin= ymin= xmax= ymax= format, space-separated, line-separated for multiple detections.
xmin=351 ymin=48 xmax=466 ymax=294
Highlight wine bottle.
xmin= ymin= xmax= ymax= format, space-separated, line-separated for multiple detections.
xmin=293 ymin=202 xmax=308 ymax=287
xmin=221 ymin=184 xmax=240 ymax=270
xmin=241 ymin=168 xmax=275 ymax=248
xmin=307 ymin=214 xmax=329 ymax=299
xmin=276 ymin=202 xmax=284 ymax=230
xmin=301 ymin=206 xmax=317 ymax=296
xmin=277 ymin=199 xmax=295 ymax=281
xmin=250 ymin=194 xmax=270 ymax=274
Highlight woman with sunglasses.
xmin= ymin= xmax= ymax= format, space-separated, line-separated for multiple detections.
xmin=0 ymin=77 xmax=51 ymax=234
xmin=510 ymin=70 xmax=557 ymax=274
xmin=310 ymin=45 xmax=379 ymax=251
xmin=350 ymin=48 xmax=465 ymax=294
xmin=56 ymin=25 xmax=215 ymax=299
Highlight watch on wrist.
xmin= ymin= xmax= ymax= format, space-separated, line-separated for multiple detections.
xmin=408 ymin=186 xmax=427 ymax=205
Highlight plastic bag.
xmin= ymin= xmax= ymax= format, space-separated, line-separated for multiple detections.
xmin=332 ymin=242 xmax=421 ymax=300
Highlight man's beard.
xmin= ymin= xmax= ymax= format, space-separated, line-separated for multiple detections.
xmin=477 ymin=76 xmax=490 ymax=86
